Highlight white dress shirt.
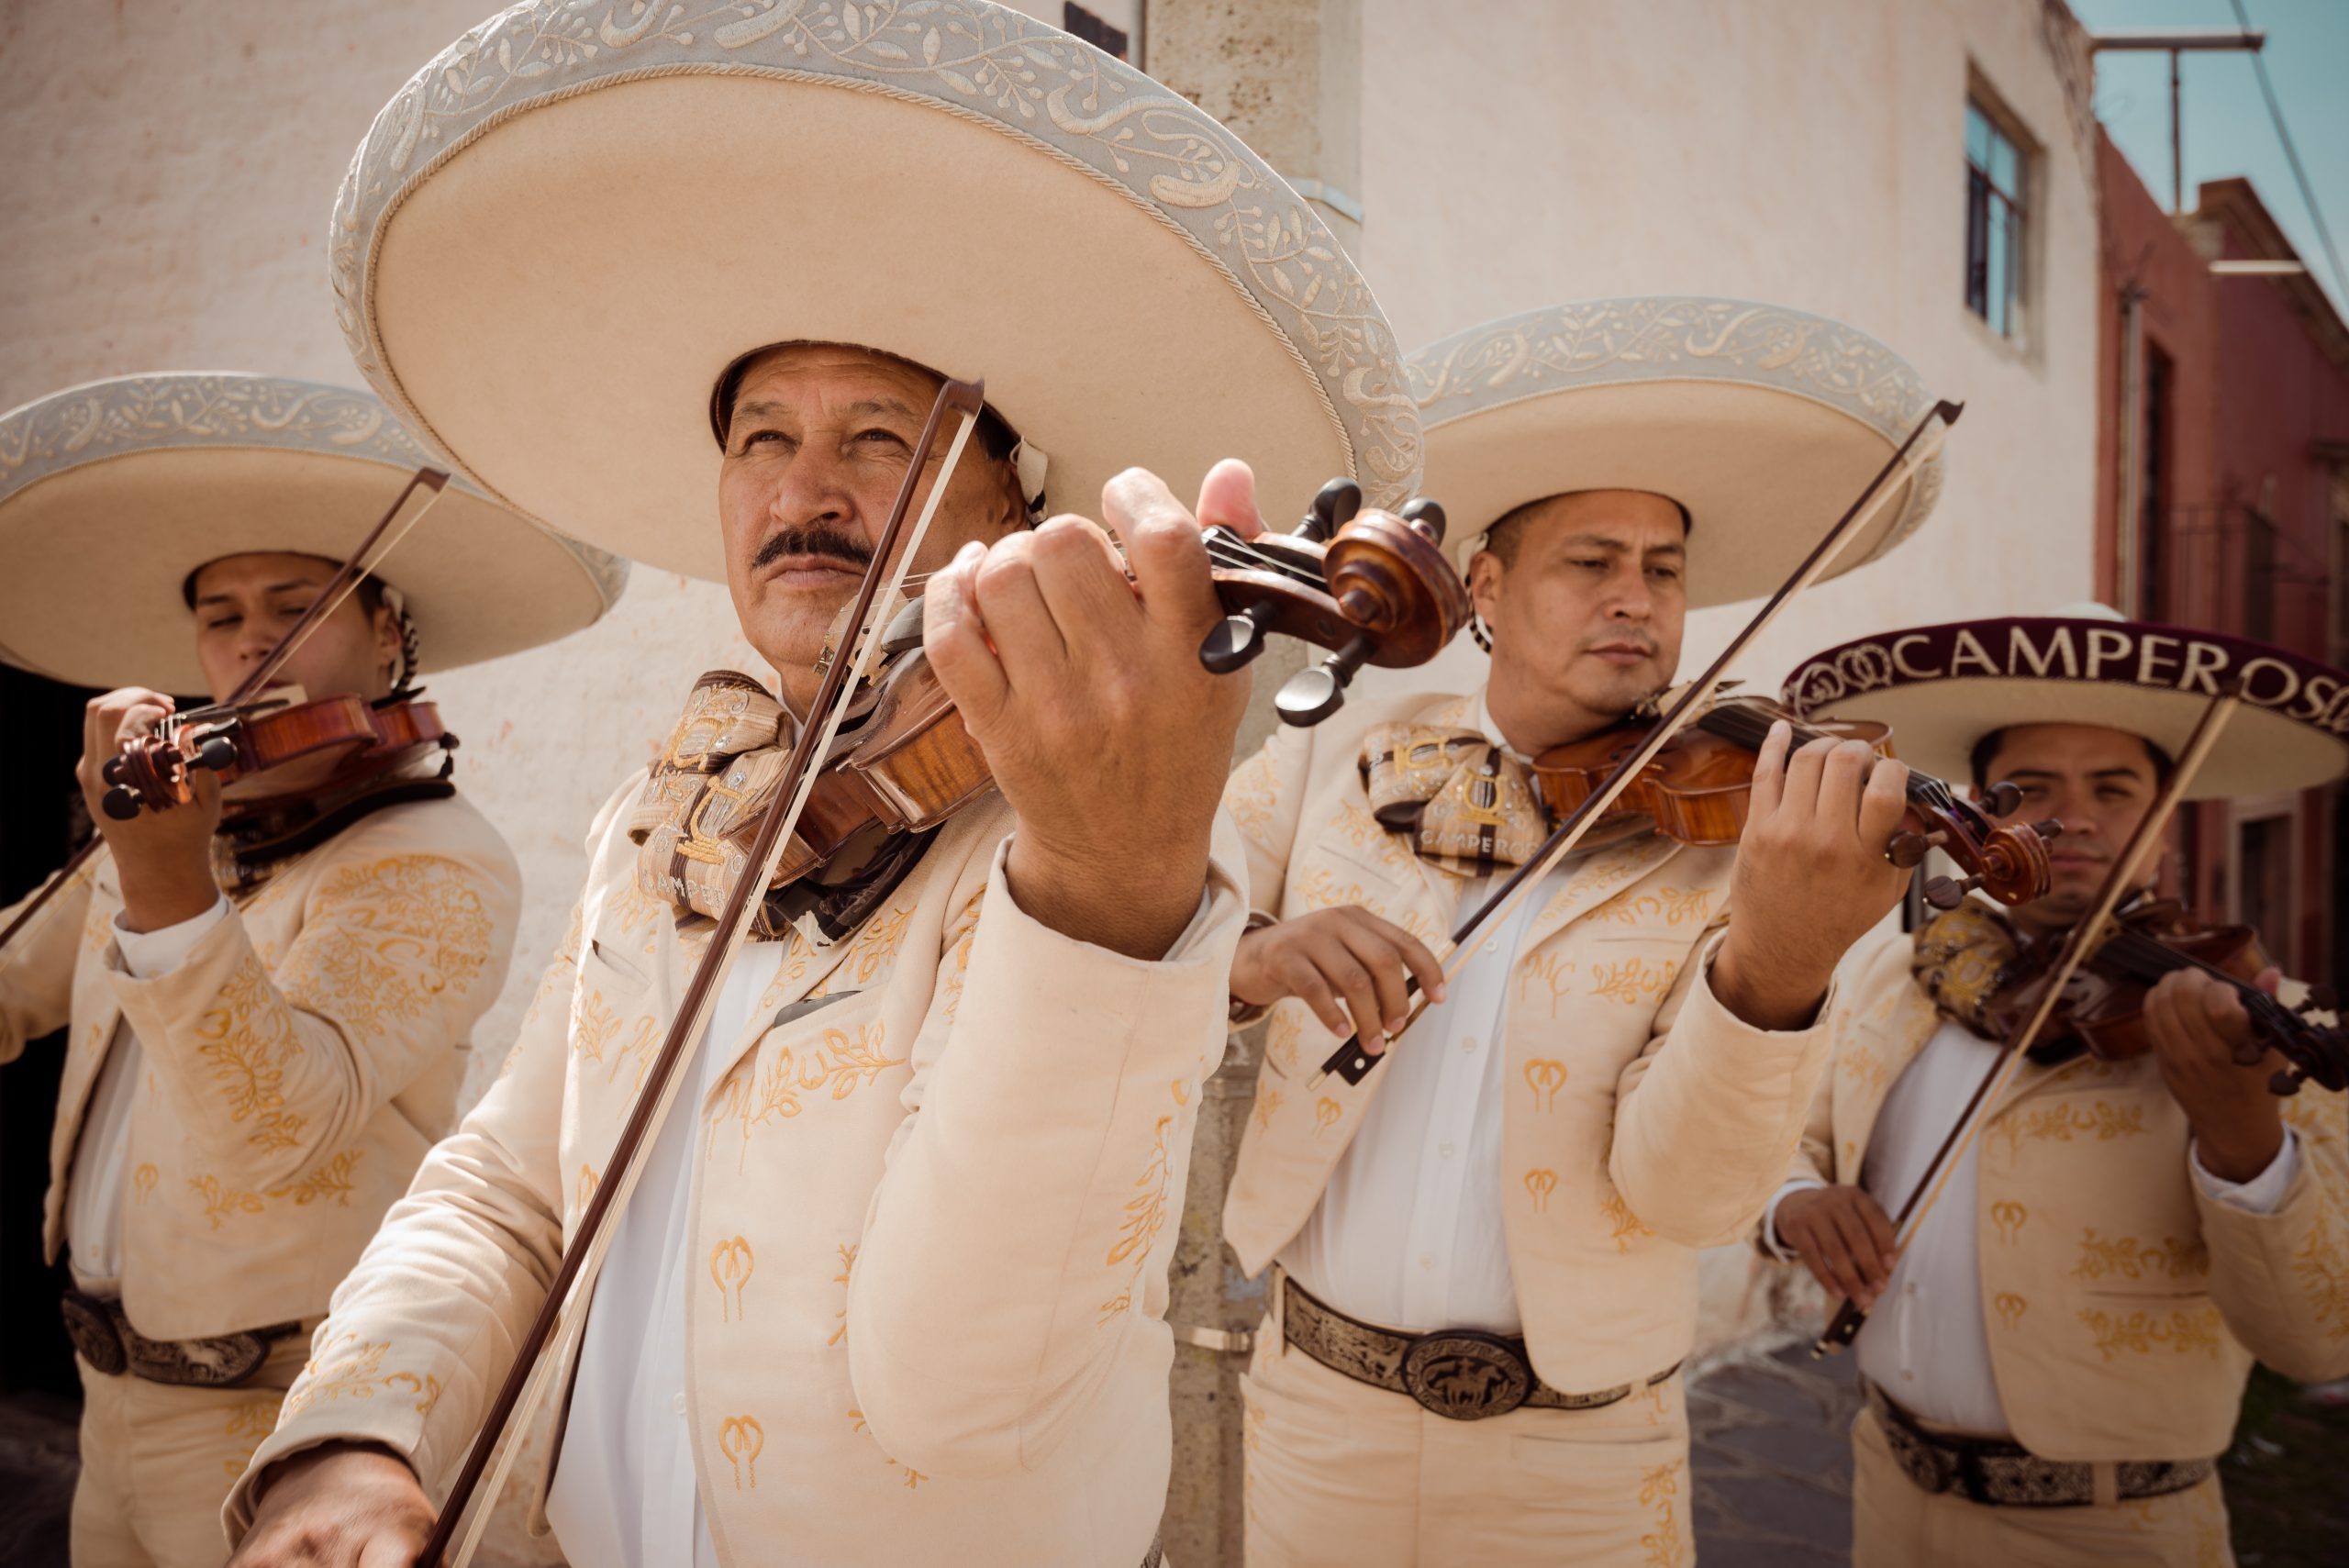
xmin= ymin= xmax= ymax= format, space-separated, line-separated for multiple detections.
xmin=1766 ymin=1018 xmax=2299 ymax=1434
xmin=1281 ymin=697 xmax=1556 ymax=1337
xmin=545 ymin=940 xmax=785 ymax=1568
xmin=66 ymin=895 xmax=232 ymax=1295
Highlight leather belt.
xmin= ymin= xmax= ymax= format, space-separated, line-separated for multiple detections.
xmin=1864 ymin=1381 xmax=2213 ymax=1507
xmin=61 ymin=1287 xmax=300 ymax=1389
xmin=1281 ymin=1275 xmax=1678 ymax=1421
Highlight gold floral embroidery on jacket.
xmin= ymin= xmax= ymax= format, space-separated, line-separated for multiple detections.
xmin=2290 ymin=1200 xmax=2349 ymax=1339
xmin=1262 ymin=1008 xmax=1302 ymax=1074
xmin=847 ymin=1408 xmax=927 ymax=1489
xmin=1523 ymin=1058 xmax=1568 ymax=1111
xmin=1993 ymin=1100 xmax=2149 ymax=1155
xmin=1601 ymin=1191 xmax=1654 ymax=1251
xmin=1518 ymin=954 xmax=1576 ymax=1017
xmin=194 ymin=958 xmax=295 ymax=1130
xmin=219 ymin=1395 xmax=284 ymax=1480
xmin=2077 ymin=1305 xmax=2223 ymax=1360
xmin=710 ymin=1235 xmax=754 ymax=1322
xmin=278 ymin=1332 xmax=440 ymax=1421
xmin=1524 ymin=1168 xmax=1558 ymax=1213
xmin=189 ymin=1173 xmax=265 ymax=1229
xmin=1224 ymin=747 xmax=1279 ymax=843
xmin=829 ymin=1242 xmax=858 ymax=1347
xmin=843 ymin=904 xmax=913 ymax=986
xmin=1988 ymin=1200 xmax=2028 ymax=1245
xmin=1102 ymin=1110 xmax=1179 ymax=1318
xmin=133 ymin=1163 xmax=158 ymax=1201
xmin=710 ymin=1022 xmax=907 ymax=1160
xmin=281 ymin=855 xmax=494 ymax=1036
xmin=1588 ymin=885 xmax=1711 ymax=929
xmin=1590 ymin=957 xmax=1678 ymax=1007
xmin=1253 ymin=1088 xmax=1285 ymax=1134
xmin=2070 ymin=1229 xmax=2208 ymax=1283
xmin=718 ymin=1414 xmax=763 ymax=1489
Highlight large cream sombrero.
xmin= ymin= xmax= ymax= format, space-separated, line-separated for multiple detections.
xmin=1408 ymin=297 xmax=1945 ymax=608
xmin=0 ymin=373 xmax=629 ymax=694
xmin=1782 ymin=605 xmax=2349 ymax=799
xmin=330 ymin=0 xmax=1419 ymax=579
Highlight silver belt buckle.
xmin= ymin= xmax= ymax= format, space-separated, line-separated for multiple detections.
xmin=1399 ymin=1330 xmax=1533 ymax=1420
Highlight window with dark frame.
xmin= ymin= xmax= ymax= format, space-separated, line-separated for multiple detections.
xmin=2138 ymin=343 xmax=2172 ymax=619
xmin=1965 ymin=99 xmax=2026 ymax=339
xmin=1063 ymin=4 xmax=1128 ymax=61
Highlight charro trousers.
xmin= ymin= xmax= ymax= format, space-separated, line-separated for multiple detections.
xmin=69 ymin=1338 xmax=305 ymax=1568
xmin=1240 ymin=1279 xmax=1694 ymax=1567
xmin=1851 ymin=1407 xmax=2235 ymax=1568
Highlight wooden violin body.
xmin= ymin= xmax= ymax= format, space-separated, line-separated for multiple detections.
xmin=1991 ymin=900 xmax=2346 ymax=1095
xmin=101 ymin=693 xmax=451 ymax=821
xmin=758 ymin=479 xmax=1473 ymax=890
xmin=1531 ymin=695 xmax=2059 ymax=908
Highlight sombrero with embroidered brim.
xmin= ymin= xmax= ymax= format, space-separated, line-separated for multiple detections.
xmin=1781 ymin=605 xmax=2349 ymax=800
xmin=1408 ymin=296 xmax=1945 ymax=608
xmin=0 ymin=373 xmax=629 ymax=694
xmin=328 ymin=0 xmax=1419 ymax=581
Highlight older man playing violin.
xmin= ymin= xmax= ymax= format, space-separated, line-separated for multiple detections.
xmin=1217 ymin=298 xmax=1953 ymax=1566
xmin=1764 ymin=606 xmax=2349 ymax=1568
xmin=222 ymin=11 xmax=1432 ymax=1566
xmin=0 ymin=371 xmax=627 ymax=1568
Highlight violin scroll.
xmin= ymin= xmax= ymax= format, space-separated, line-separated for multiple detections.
xmin=1199 ymin=477 xmax=1473 ymax=728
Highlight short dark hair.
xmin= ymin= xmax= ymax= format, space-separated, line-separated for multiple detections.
xmin=708 ymin=342 xmax=1024 ymax=472
xmin=1479 ymin=491 xmax=1693 ymax=567
xmin=1968 ymin=727 xmax=2176 ymax=792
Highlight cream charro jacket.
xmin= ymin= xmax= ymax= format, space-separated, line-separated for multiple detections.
xmin=227 ymin=776 xmax=1244 ymax=1566
xmin=1220 ymin=687 xmax=1837 ymax=1395
xmin=1785 ymin=924 xmax=2349 ymax=1461
xmin=0 ymin=793 xmax=519 ymax=1341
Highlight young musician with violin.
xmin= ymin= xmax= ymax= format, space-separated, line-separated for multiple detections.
xmin=1219 ymin=298 xmax=1960 ymax=1566
xmin=0 ymin=371 xmax=625 ymax=1568
xmin=1765 ymin=605 xmax=2349 ymax=1567
xmin=221 ymin=12 xmax=1437 ymax=1567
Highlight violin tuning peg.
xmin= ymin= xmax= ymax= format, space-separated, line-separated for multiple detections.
xmin=1198 ymin=601 xmax=1277 ymax=674
xmin=100 ymin=753 xmax=129 ymax=786
xmin=2232 ymin=1038 xmax=2268 ymax=1068
xmin=1398 ymin=497 xmax=1447 ymax=545
xmin=1884 ymin=831 xmax=1930 ymax=870
xmin=2029 ymin=818 xmax=2065 ymax=841
xmin=1276 ymin=632 xmax=1375 ymax=728
xmin=1298 ymin=479 xmax=1362 ymax=543
xmin=1921 ymin=873 xmax=1984 ymax=910
xmin=2268 ymin=1066 xmax=2306 ymax=1098
xmin=1982 ymin=781 xmax=2023 ymax=817
xmin=193 ymin=736 xmax=238 ymax=773
xmin=101 ymin=785 xmax=142 ymax=822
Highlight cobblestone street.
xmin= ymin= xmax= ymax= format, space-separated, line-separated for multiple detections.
xmin=1688 ymin=1336 xmax=1863 ymax=1566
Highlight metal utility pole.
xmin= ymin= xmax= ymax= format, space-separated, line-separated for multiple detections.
xmin=2090 ymin=28 xmax=2266 ymax=214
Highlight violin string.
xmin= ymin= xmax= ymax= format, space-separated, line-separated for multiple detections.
xmin=871 ymin=538 xmax=1330 ymax=596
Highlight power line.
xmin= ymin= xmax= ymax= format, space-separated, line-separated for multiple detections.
xmin=2226 ymin=0 xmax=2349 ymax=308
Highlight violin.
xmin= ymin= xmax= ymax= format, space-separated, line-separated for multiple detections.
xmin=1988 ymin=898 xmax=2347 ymax=1095
xmin=706 ymin=477 xmax=1473 ymax=893
xmin=1528 ymin=693 xmax=2060 ymax=909
xmin=97 ymin=690 xmax=453 ymax=822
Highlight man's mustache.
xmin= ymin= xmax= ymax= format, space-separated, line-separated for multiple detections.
xmin=751 ymin=524 xmax=874 ymax=575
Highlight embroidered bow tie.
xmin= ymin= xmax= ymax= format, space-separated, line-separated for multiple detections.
xmin=1911 ymin=900 xmax=2021 ymax=1041
xmin=629 ymin=671 xmax=930 ymax=943
xmin=1358 ymin=722 xmax=1553 ymax=874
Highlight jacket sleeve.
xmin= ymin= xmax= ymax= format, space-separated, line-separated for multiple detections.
xmin=0 ymin=853 xmax=95 ymax=1064
xmin=1222 ymin=721 xmax=1317 ymax=918
xmin=220 ymin=784 xmax=639 ymax=1540
xmin=106 ymin=814 xmax=520 ymax=1189
xmin=1609 ymin=921 xmax=1839 ymax=1249
xmin=2195 ymin=984 xmax=2349 ymax=1381
xmin=845 ymin=816 xmax=1246 ymax=1479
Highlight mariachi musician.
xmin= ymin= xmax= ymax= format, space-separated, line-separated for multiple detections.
xmin=224 ymin=6 xmax=1434 ymax=1566
xmin=1219 ymin=297 xmax=1958 ymax=1565
xmin=0 ymin=371 xmax=625 ymax=1568
xmin=1765 ymin=604 xmax=2349 ymax=1567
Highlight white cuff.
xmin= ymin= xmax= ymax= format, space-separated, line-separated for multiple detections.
xmin=114 ymin=895 xmax=230 ymax=979
xmin=2190 ymin=1129 xmax=2299 ymax=1215
xmin=1763 ymin=1178 xmax=1828 ymax=1260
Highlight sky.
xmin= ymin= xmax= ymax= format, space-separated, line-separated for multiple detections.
xmin=2069 ymin=0 xmax=2349 ymax=316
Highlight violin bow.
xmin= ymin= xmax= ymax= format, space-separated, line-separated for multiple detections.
xmin=1315 ymin=400 xmax=1965 ymax=1087
xmin=1811 ymin=680 xmax=2241 ymax=1355
xmin=0 ymin=471 xmax=454 ymax=961
xmin=424 ymin=379 xmax=984 ymax=1568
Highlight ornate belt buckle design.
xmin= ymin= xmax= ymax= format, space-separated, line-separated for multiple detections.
xmin=1399 ymin=1330 xmax=1533 ymax=1421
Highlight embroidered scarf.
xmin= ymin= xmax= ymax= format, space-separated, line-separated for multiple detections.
xmin=1358 ymin=720 xmax=1553 ymax=874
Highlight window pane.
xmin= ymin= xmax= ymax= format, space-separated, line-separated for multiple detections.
xmin=1965 ymin=102 xmax=1993 ymax=169
xmin=1987 ymin=200 xmax=2010 ymax=335
xmin=1989 ymin=128 xmax=2019 ymax=201
xmin=1965 ymin=170 xmax=1989 ymax=317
